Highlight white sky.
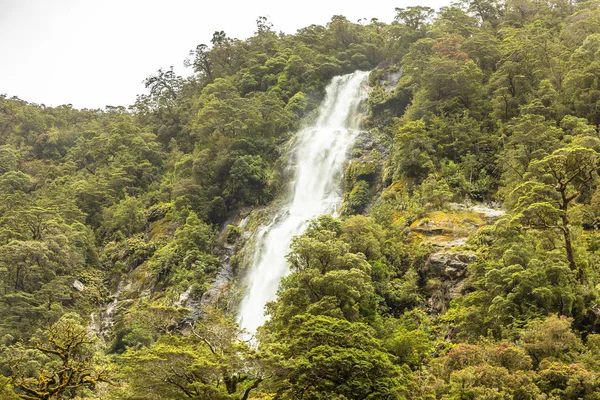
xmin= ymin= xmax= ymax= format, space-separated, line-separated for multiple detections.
xmin=0 ymin=0 xmax=450 ymax=109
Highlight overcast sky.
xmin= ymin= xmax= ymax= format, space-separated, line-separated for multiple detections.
xmin=0 ymin=0 xmax=450 ymax=109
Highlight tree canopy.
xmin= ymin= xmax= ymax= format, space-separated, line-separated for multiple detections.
xmin=2 ymin=2 xmax=600 ymax=398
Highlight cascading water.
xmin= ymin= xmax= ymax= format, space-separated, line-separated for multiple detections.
xmin=237 ymin=71 xmax=369 ymax=335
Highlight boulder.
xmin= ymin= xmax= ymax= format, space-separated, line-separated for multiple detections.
xmin=73 ymin=279 xmax=85 ymax=292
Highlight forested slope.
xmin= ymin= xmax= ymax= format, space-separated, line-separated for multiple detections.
xmin=1 ymin=0 xmax=600 ymax=398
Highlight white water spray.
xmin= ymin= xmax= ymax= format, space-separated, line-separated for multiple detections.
xmin=237 ymin=71 xmax=369 ymax=334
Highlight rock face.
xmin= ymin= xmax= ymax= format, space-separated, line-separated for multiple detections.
xmin=353 ymin=131 xmax=389 ymax=158
xmin=408 ymin=204 xmax=503 ymax=315
xmin=427 ymin=252 xmax=477 ymax=280
xmin=409 ymin=211 xmax=484 ymax=248
xmin=448 ymin=202 xmax=505 ymax=223
xmin=374 ymin=60 xmax=402 ymax=92
xmin=198 ymin=243 xmax=235 ymax=310
xmin=379 ymin=69 xmax=402 ymax=92
xmin=89 ymin=279 xmax=132 ymax=341
xmin=181 ymin=212 xmax=251 ymax=326
xmin=423 ymin=251 xmax=477 ymax=314
xmin=410 ymin=210 xmax=484 ymax=235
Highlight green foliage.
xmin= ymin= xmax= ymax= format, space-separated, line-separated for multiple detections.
xmin=392 ymin=120 xmax=434 ymax=181
xmin=225 ymin=224 xmax=243 ymax=244
xmin=261 ymin=314 xmax=408 ymax=399
xmin=0 ymin=171 xmax=33 ymax=194
xmin=0 ymin=201 xmax=97 ymax=338
xmin=3 ymin=2 xmax=600 ymax=398
xmin=149 ymin=211 xmax=218 ymax=287
xmin=342 ymin=180 xmax=370 ymax=215
xmin=100 ymin=196 xmax=147 ymax=241
xmin=384 ymin=324 xmax=434 ymax=369
xmin=269 ymin=220 xmax=376 ymax=324
xmin=0 ymin=313 xmax=109 ymax=399
xmin=420 ymin=175 xmax=453 ymax=210
xmin=110 ymin=301 xmax=189 ymax=352
xmin=0 ymin=145 xmax=19 ymax=174
xmin=520 ymin=314 xmax=584 ymax=366
xmin=0 ymin=376 xmax=18 ymax=400
xmin=225 ymin=155 xmax=271 ymax=206
xmin=114 ymin=308 xmax=262 ymax=400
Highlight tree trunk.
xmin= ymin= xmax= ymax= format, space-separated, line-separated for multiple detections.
xmin=561 ymin=214 xmax=582 ymax=282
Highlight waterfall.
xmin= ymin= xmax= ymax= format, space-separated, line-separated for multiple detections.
xmin=237 ymin=71 xmax=370 ymax=335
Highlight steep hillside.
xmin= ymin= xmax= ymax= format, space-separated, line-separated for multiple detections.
xmin=1 ymin=1 xmax=600 ymax=398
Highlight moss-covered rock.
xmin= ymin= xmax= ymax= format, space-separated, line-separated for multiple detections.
xmin=345 ymin=158 xmax=378 ymax=189
xmin=409 ymin=211 xmax=485 ymax=237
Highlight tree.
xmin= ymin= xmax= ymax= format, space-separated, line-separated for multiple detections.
xmin=520 ymin=314 xmax=583 ymax=366
xmin=563 ymin=33 xmax=600 ymax=128
xmin=2 ymin=314 xmax=109 ymax=399
xmin=149 ymin=211 xmax=218 ymax=286
xmin=0 ymin=377 xmax=19 ymax=400
xmin=261 ymin=314 xmax=408 ymax=400
xmin=501 ymin=114 xmax=562 ymax=187
xmin=187 ymin=43 xmax=214 ymax=80
xmin=143 ymin=67 xmax=182 ymax=108
xmin=133 ymin=67 xmax=183 ymax=145
xmin=508 ymin=146 xmax=599 ymax=280
xmin=118 ymin=308 xmax=263 ymax=400
xmin=225 ymin=155 xmax=270 ymax=206
xmin=263 ymin=216 xmax=377 ymax=326
xmin=256 ymin=16 xmax=274 ymax=34
xmin=0 ymin=171 xmax=33 ymax=194
xmin=395 ymin=6 xmax=435 ymax=31
xmin=463 ymin=0 xmax=503 ymax=25
xmin=392 ymin=119 xmax=435 ymax=181
xmin=0 ymin=202 xmax=93 ymax=338
xmin=100 ymin=195 xmax=146 ymax=241
xmin=0 ymin=145 xmax=19 ymax=174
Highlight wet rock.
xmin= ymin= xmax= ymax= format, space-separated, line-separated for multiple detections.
xmin=186 ymin=208 xmax=254 ymax=324
xmin=89 ymin=279 xmax=132 ymax=340
xmin=374 ymin=61 xmax=402 ymax=92
xmin=353 ymin=131 xmax=389 ymax=157
xmin=176 ymin=286 xmax=193 ymax=307
xmin=354 ymin=134 xmax=376 ymax=152
xmin=471 ymin=205 xmax=505 ymax=222
xmin=411 ymin=205 xmax=498 ymax=315
xmin=238 ymin=215 xmax=250 ymax=229
xmin=379 ymin=70 xmax=402 ymax=92
xmin=411 ymin=219 xmax=452 ymax=235
xmin=182 ymin=227 xmax=239 ymax=325
xmin=443 ymin=237 xmax=468 ymax=248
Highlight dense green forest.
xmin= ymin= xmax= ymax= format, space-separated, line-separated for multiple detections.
xmin=2 ymin=0 xmax=600 ymax=398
